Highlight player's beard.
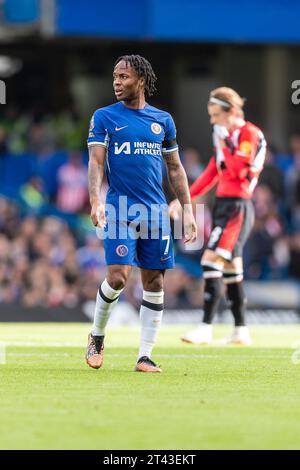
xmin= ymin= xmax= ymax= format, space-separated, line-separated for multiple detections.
xmin=120 ymin=92 xmax=135 ymax=103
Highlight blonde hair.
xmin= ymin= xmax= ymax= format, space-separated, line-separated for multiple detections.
xmin=209 ymin=87 xmax=246 ymax=118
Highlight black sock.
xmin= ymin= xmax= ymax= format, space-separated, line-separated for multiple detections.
xmin=202 ymin=277 xmax=223 ymax=324
xmin=226 ymin=282 xmax=246 ymax=326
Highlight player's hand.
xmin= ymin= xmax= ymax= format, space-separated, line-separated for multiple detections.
xmin=183 ymin=208 xmax=197 ymax=244
xmin=213 ymin=124 xmax=229 ymax=140
xmin=169 ymin=199 xmax=182 ymax=220
xmin=213 ymin=127 xmax=226 ymax=168
xmin=90 ymin=202 xmax=106 ymax=228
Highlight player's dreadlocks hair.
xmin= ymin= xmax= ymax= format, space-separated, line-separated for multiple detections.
xmin=114 ymin=55 xmax=157 ymax=96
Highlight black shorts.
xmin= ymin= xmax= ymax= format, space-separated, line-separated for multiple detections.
xmin=207 ymin=197 xmax=254 ymax=260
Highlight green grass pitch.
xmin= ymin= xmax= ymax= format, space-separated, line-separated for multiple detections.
xmin=1 ymin=323 xmax=300 ymax=450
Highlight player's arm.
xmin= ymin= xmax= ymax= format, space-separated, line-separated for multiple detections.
xmin=164 ymin=150 xmax=192 ymax=207
xmin=87 ymin=110 xmax=108 ymax=227
xmin=88 ymin=145 xmax=106 ymax=227
xmin=164 ymin=149 xmax=197 ymax=243
xmin=189 ymin=156 xmax=219 ymax=199
xmin=162 ymin=117 xmax=193 ymax=208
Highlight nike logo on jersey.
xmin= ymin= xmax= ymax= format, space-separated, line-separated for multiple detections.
xmin=115 ymin=125 xmax=128 ymax=131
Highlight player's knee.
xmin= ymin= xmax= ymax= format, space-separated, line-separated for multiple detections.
xmin=201 ymin=261 xmax=223 ymax=282
xmin=201 ymin=249 xmax=223 ymax=265
xmin=143 ymin=278 xmax=163 ymax=292
xmin=106 ymin=271 xmax=128 ymax=290
xmin=142 ymin=270 xmax=164 ymax=292
xmin=223 ymin=270 xmax=244 ymax=286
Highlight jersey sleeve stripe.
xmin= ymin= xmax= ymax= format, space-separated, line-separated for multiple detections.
xmin=87 ymin=141 xmax=107 ymax=148
xmin=251 ymin=133 xmax=267 ymax=171
xmin=162 ymin=145 xmax=179 ymax=154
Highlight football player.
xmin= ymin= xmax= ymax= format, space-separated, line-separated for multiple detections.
xmin=171 ymin=87 xmax=266 ymax=345
xmin=86 ymin=55 xmax=197 ymax=372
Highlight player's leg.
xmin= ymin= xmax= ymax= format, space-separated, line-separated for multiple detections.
xmin=182 ymin=199 xmax=249 ymax=344
xmin=181 ymin=249 xmax=224 ymax=345
xmin=92 ymin=264 xmax=132 ymax=337
xmin=223 ymin=257 xmax=246 ymax=326
xmin=181 ymin=200 xmax=231 ymax=344
xmin=221 ymin=200 xmax=255 ymax=345
xmin=86 ymin=220 xmax=137 ymax=369
xmin=219 ymin=200 xmax=254 ymax=345
xmin=133 ymin=223 xmax=174 ymax=372
xmin=86 ymin=264 xmax=132 ymax=369
xmin=222 ymin=257 xmax=251 ymax=345
xmin=134 ymin=268 xmax=165 ymax=373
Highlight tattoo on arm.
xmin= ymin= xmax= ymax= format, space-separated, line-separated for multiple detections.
xmin=164 ymin=151 xmax=191 ymax=206
xmin=88 ymin=147 xmax=105 ymax=205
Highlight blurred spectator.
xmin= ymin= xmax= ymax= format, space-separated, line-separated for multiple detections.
xmin=288 ymin=232 xmax=300 ymax=279
xmin=181 ymin=147 xmax=204 ymax=183
xmin=20 ymin=177 xmax=46 ymax=211
xmin=163 ymin=267 xmax=190 ymax=308
xmin=259 ymin=145 xmax=284 ymax=200
xmin=245 ymin=185 xmax=286 ymax=279
xmin=285 ymin=133 xmax=300 ymax=229
xmin=28 ymin=115 xmax=56 ymax=156
xmin=56 ymin=151 xmax=89 ymax=213
xmin=0 ymin=125 xmax=8 ymax=155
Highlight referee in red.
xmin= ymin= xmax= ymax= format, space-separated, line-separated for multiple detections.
xmin=171 ymin=87 xmax=266 ymax=345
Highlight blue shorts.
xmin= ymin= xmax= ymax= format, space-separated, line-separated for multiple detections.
xmin=103 ymin=220 xmax=175 ymax=270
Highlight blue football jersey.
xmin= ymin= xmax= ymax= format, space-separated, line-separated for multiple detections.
xmin=87 ymin=101 xmax=178 ymax=223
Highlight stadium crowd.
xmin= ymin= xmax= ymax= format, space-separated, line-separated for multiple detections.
xmin=1 ymin=108 xmax=300 ymax=308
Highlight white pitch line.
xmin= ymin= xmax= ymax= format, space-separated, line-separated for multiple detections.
xmin=158 ymin=354 xmax=291 ymax=359
xmin=5 ymin=352 xmax=292 ymax=359
xmin=0 ymin=342 xmax=6 ymax=364
xmin=2 ymin=342 xmax=83 ymax=347
xmin=8 ymin=353 xmax=71 ymax=357
xmin=2 ymin=341 xmax=296 ymax=353
xmin=0 ymin=342 xmax=294 ymax=361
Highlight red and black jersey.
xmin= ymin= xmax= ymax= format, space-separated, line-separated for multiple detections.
xmin=190 ymin=121 xmax=266 ymax=200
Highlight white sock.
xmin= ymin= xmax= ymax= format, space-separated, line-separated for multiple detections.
xmin=200 ymin=323 xmax=213 ymax=331
xmin=92 ymin=279 xmax=124 ymax=336
xmin=138 ymin=290 xmax=164 ymax=360
xmin=233 ymin=326 xmax=249 ymax=335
